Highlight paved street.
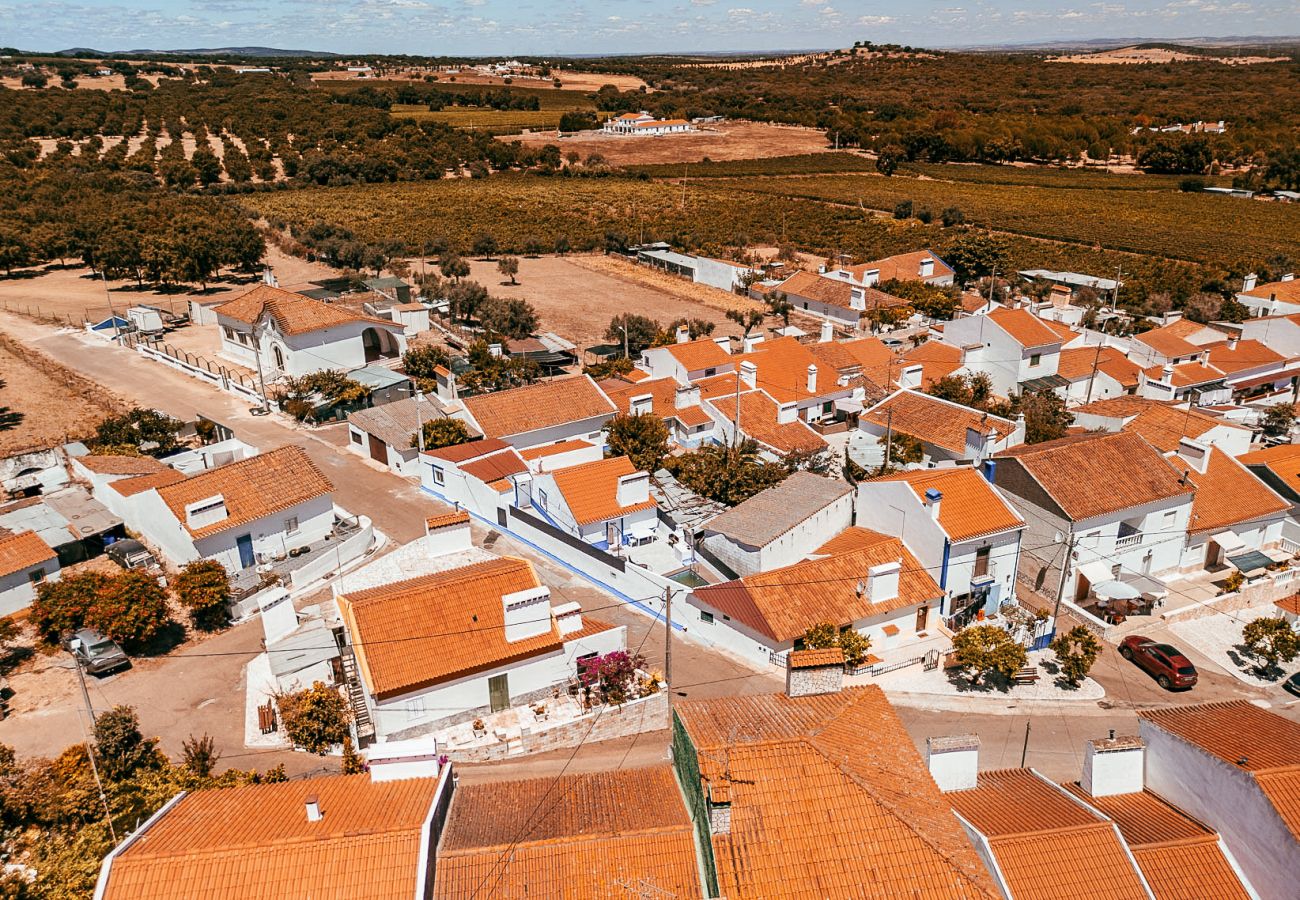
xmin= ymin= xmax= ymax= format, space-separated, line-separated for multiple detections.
xmin=3 ymin=310 xmax=1299 ymax=787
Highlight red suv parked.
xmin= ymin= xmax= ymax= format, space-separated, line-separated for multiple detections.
xmin=1119 ymin=636 xmax=1198 ymax=690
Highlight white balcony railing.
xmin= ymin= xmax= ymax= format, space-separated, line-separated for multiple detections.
xmin=1115 ymin=532 xmax=1143 ymax=549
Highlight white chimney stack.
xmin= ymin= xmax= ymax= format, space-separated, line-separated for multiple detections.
xmin=1161 ymin=363 xmax=1175 ymax=382
xmin=1227 ymin=334 xmax=1239 ymax=351
xmin=305 ymin=796 xmax=322 ymax=822
xmin=1176 ymin=436 xmax=1211 ymax=474
xmin=806 ymin=364 xmax=818 ymax=394
xmin=1243 ymin=273 xmax=1258 ymax=292
xmin=616 ymin=471 xmax=650 ymax=507
xmin=919 ymin=257 xmax=935 ymax=279
xmin=926 ymin=734 xmax=979 ymax=792
xmin=777 ymin=402 xmax=798 ymax=425
xmin=898 ymin=363 xmax=923 ymax=391
xmin=819 ymin=321 xmax=834 ymax=343
xmin=867 ymin=560 xmax=900 ymax=604
xmin=1081 ymin=734 xmax=1145 ymax=798
xmin=552 ymin=601 xmax=583 ymax=636
xmin=742 ymin=333 xmax=764 ymax=353
xmin=676 ymin=324 xmax=690 ymax=344
xmin=924 ymin=488 xmax=942 ymax=521
xmin=1283 ymin=273 xmax=1296 ymax=283
xmin=739 ymin=360 xmax=757 ymax=389
xmin=502 ymin=585 xmax=552 ymax=643
xmin=675 ymin=384 xmax=700 ymax=409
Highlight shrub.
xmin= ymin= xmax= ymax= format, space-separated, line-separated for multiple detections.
xmin=30 ymin=572 xmax=109 ymax=646
xmin=578 ymin=650 xmax=646 ymax=706
xmin=604 ymin=413 xmax=670 ymax=473
xmin=1241 ymin=616 xmax=1300 ymax=674
xmin=181 ymin=733 xmax=220 ymax=778
xmin=278 ymin=682 xmax=351 ymax=754
xmin=952 ymin=625 xmax=1027 ymax=686
xmin=87 ymin=570 xmax=172 ymax=651
xmin=1049 ymin=625 xmax=1102 ymax=687
xmin=412 ymin=417 xmax=473 ymax=450
xmin=173 ymin=560 xmax=231 ymax=631
xmin=892 ymin=199 xmax=913 ymax=219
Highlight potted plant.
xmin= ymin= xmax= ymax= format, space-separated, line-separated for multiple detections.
xmin=531 ymin=702 xmax=548 ymax=720
xmin=472 ymin=718 xmax=486 ymax=737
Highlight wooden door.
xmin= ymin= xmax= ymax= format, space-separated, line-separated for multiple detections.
xmin=367 ymin=433 xmax=387 ymax=463
xmin=488 ymin=674 xmax=510 ymax=713
xmin=915 ymin=605 xmax=929 ymax=633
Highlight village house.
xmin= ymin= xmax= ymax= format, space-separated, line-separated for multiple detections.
xmin=1018 ymin=267 xmax=1121 ymax=299
xmin=824 ymin=249 xmax=956 ymax=288
xmin=420 ymin=438 xmax=529 ymax=512
xmin=435 ymin=766 xmax=703 ymax=898
xmin=338 ymin=555 xmax=624 ymax=742
xmin=94 ymin=769 xmax=450 ymax=900
xmin=1071 ymin=396 xmax=1253 ymax=456
xmin=1235 ymin=272 xmax=1300 ymax=317
xmin=1138 ymin=700 xmax=1300 ymax=900
xmin=689 ymin=526 xmax=945 ymax=667
xmin=697 ymin=471 xmax=854 ymax=577
xmin=1127 ymin=317 xmax=1226 ymax=367
xmin=597 ymin=374 xmax=716 ymax=448
xmin=346 ymin=394 xmax=469 ymax=477
xmin=1239 ymin=310 xmax=1300 ymax=357
xmin=857 ymin=466 xmax=1026 ymax=630
xmin=672 ymin=685 xmax=1000 ymax=899
xmin=638 ymin=332 xmax=735 ymax=383
xmin=771 ymin=269 xmax=907 ymax=329
xmin=635 ymin=247 xmax=758 ymax=292
xmin=602 ymin=111 xmax=695 ymax=135
xmin=939 ymin=307 xmax=1074 ymax=396
xmin=521 ymin=455 xmax=658 ymax=548
xmin=859 ymin=389 xmax=1023 ymax=466
xmin=0 ymin=483 xmax=123 ymax=568
xmin=991 ymin=432 xmax=1193 ymax=610
xmin=0 ymin=530 xmax=59 ymax=617
xmin=1136 ymin=360 xmax=1231 ymax=404
xmin=213 ymin=284 xmax=406 ymax=378
xmin=1055 ymin=345 xmax=1142 ymax=403
xmin=703 ymin=386 xmax=829 ymax=459
xmin=458 ymin=375 xmax=616 ymax=450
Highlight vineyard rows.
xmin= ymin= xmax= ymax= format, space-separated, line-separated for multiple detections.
xmin=625 ymin=153 xmax=878 ymax=178
xmin=897 ymin=162 xmax=1232 ymax=191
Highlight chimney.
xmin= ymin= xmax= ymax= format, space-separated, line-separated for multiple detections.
xmin=616 ymin=471 xmax=650 ymax=507
xmin=675 ymin=384 xmax=701 ymax=409
xmin=919 ymin=257 xmax=935 ymax=279
xmin=1176 ymin=436 xmax=1211 ymax=474
xmin=630 ymin=392 xmax=653 ymax=416
xmin=1243 ymin=273 xmax=1258 ymax=292
xmin=435 ymin=366 xmax=457 ymax=402
xmin=1081 ymin=734 xmax=1145 ymax=798
xmin=1161 ymin=363 xmax=1174 ymax=383
xmin=924 ymin=488 xmax=942 ymax=520
xmin=1227 ymin=334 xmax=1239 ymax=351
xmin=262 ymin=266 xmax=279 ymax=287
xmin=676 ymin=324 xmax=690 ymax=344
xmin=777 ymin=402 xmax=799 ymax=425
xmin=806 ymin=364 xmax=818 ymax=394
xmin=739 ymin=360 xmax=757 ymax=389
xmin=305 ymin=795 xmax=322 ymax=822
xmin=898 ymin=363 xmax=923 ymax=391
xmin=867 ymin=560 xmax=900 ymax=603
xmin=862 ymin=268 xmax=880 ymax=288
xmin=785 ymin=648 xmax=845 ymax=697
xmin=713 ymin=335 xmax=732 ymax=355
xmin=819 ymin=321 xmax=834 ymax=343
xmin=552 ymin=601 xmax=583 ymax=636
xmin=982 ymin=459 xmax=997 ymax=483
xmin=850 ymin=287 xmax=866 ymax=311
xmin=926 ymin=734 xmax=979 ymax=792
xmin=185 ymin=495 xmax=229 ymax=531
xmin=502 ymin=584 xmax=552 ymax=643
xmin=1283 ymin=273 xmax=1296 ymax=283
xmin=488 ymin=342 xmax=503 ymax=358
xmin=742 ymin=333 xmax=764 ymax=353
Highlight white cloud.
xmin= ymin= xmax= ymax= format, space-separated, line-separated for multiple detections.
xmin=857 ymin=14 xmax=895 ymax=24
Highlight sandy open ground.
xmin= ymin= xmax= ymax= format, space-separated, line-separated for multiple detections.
xmin=312 ymin=68 xmax=647 ymax=92
xmin=503 ymin=121 xmax=831 ymax=166
xmin=1048 ymin=45 xmax=1288 ymax=65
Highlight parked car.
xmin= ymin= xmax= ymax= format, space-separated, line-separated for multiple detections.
xmin=881 ymin=337 xmax=905 ymax=349
xmin=64 ymin=629 xmax=130 ymax=676
xmin=106 ymin=539 xmax=157 ymax=571
xmin=1284 ymin=672 xmax=1300 ymax=697
xmin=1119 ymin=636 xmax=1197 ymax=690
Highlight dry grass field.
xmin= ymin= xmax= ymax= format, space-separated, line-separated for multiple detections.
xmin=1047 ymin=45 xmax=1289 ymax=65
xmin=312 ymin=68 xmax=647 ymax=92
xmin=503 ymin=121 xmax=831 ymax=166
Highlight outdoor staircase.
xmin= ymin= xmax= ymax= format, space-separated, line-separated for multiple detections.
xmin=340 ymin=649 xmax=375 ymax=744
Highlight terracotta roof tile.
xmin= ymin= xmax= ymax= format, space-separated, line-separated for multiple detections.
xmin=108 ymin=468 xmax=188 ymax=497
xmin=779 ymin=270 xmax=906 ymax=313
xmin=996 ymin=432 xmax=1191 ymax=521
xmin=458 ymin=448 xmax=528 ymax=485
xmin=339 ymin=556 xmax=569 ymax=699
xmin=1181 ymin=448 xmax=1290 ymax=534
xmin=1255 ymin=768 xmax=1300 ymax=843
xmin=863 ymin=390 xmax=1016 ymax=455
xmin=1137 ymin=700 xmax=1300 ymax=771
xmin=1131 ymin=842 xmax=1252 ymax=900
xmin=675 ymin=687 xmax=999 ymax=899
xmin=813 ymin=525 xmax=895 ymax=555
xmin=869 ymin=467 xmax=1024 ymax=542
xmin=0 ymin=531 xmax=56 ymax=578
xmin=1242 ymin=278 xmax=1300 ymax=304
xmin=1238 ymin=443 xmax=1300 ymax=496
xmin=1060 ymin=784 xmax=1211 ymax=847
xmin=1057 ymin=346 xmax=1138 ymax=382
xmin=735 ymin=335 xmax=847 ymax=403
xmin=517 ymin=439 xmax=593 ymax=461
xmin=462 ymin=376 xmax=615 ymax=440
xmin=987 ymin=308 xmax=1066 ymax=348
xmin=1135 ymin=325 xmax=1204 ymax=360
xmin=213 ymin=284 xmax=399 ymax=336
xmin=694 ymin=535 xmax=940 ymax=642
xmin=598 ymin=377 xmax=714 ymax=428
xmin=102 ymin=774 xmax=439 ymax=900
xmin=903 ymin=340 xmax=965 ymax=386
xmin=425 ymin=510 xmax=469 ymax=530
xmin=1275 ymin=594 xmax=1300 ymax=616
xmin=666 ymin=338 xmax=733 ymax=372
xmin=1096 ymin=400 xmax=1248 ymax=453
xmin=843 ymin=249 xmax=955 ymax=283
xmin=1203 ymin=338 xmax=1285 ymax=374
xmin=1143 ymin=361 xmax=1224 ymax=388
xmin=156 ymin=446 xmax=333 ymax=540
xmin=548 ymin=456 xmax=656 ymax=526
xmin=424 ymin=437 xmax=511 ymax=463
xmin=949 ymin=768 xmax=1102 ymax=837
xmin=789 ymin=647 xmax=845 ymax=667
xmin=75 ymin=454 xmax=170 ymax=475
xmin=706 ymin=390 xmax=827 ymax=455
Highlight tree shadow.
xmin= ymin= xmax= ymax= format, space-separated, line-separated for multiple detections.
xmin=1230 ymin=643 xmax=1283 ymax=681
xmin=0 ymin=270 xmax=43 ymax=281
xmin=0 ymin=645 xmax=34 ymax=676
xmin=946 ymin=668 xmax=1014 ymax=694
xmin=129 ymin=620 xmax=188 ymax=658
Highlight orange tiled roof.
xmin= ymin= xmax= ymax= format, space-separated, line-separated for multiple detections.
xmin=1056 ymin=346 xmax=1139 ymax=383
xmin=0 ymin=530 xmax=56 ymax=578
xmin=109 ymin=468 xmax=188 ymax=497
xmin=903 ymin=340 xmax=965 ymax=386
xmin=665 ymin=338 xmax=732 ymax=372
xmin=598 ymin=377 xmax=713 ymax=428
xmin=424 ymin=437 xmax=510 ymax=463
xmin=1275 ymin=594 xmax=1300 ymax=616
xmin=779 ymin=270 xmax=905 ymax=313
xmin=425 ymin=509 xmax=469 ymax=530
xmin=869 ymin=467 xmax=1024 ymax=542
xmin=862 ymin=390 xmax=1016 ymax=455
xmin=813 ymin=525 xmax=895 ymax=555
xmin=1131 ymin=841 xmax=1252 ymax=900
xmin=1143 ymin=361 xmax=1224 ymax=388
xmin=462 ymin=376 xmax=615 ymax=440
xmin=1137 ymin=700 xmax=1300 ymax=772
xmin=1181 ymin=447 xmax=1289 ymax=534
xmin=101 ymin=774 xmax=439 ymax=900
xmin=675 ymin=687 xmax=999 ymax=899
xmin=843 ymin=249 xmax=955 ymax=284
xmin=213 ymin=284 xmax=398 ymax=336
xmin=707 ymin=389 xmax=827 ymax=455
xmin=156 ymin=446 xmax=333 ymax=540
xmin=1203 ymin=338 xmax=1285 ymax=375
xmin=1255 ymin=768 xmax=1300 ymax=843
xmin=996 ymin=432 xmax=1191 ymax=521
xmin=459 ymin=448 xmax=528 ymax=484
xmin=789 ymin=647 xmax=845 ymax=667
xmin=1123 ymin=404 xmax=1246 ymax=453
xmin=1242 ymin=278 xmax=1300 ymax=304
xmin=435 ymin=765 xmax=701 ymax=900
xmin=547 ymin=456 xmax=656 ymax=526
xmin=736 ymin=335 xmax=847 ymax=403
xmin=75 ymin=454 xmax=171 ymax=475
xmin=1060 ymin=783 xmax=1212 ymax=847
xmin=694 ymin=534 xmax=940 ymax=642
xmin=340 ymin=557 xmax=560 ymax=699
xmin=986 ymin=308 xmax=1066 ymax=349
xmin=518 ymin=439 xmax=594 ymax=461
xmin=1135 ymin=325 xmax=1204 ymax=360
xmin=1238 ymin=442 xmax=1300 ymax=496
xmin=949 ymin=769 xmax=1149 ymax=900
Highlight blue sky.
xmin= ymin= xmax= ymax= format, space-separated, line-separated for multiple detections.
xmin=1 ymin=0 xmax=1296 ymax=54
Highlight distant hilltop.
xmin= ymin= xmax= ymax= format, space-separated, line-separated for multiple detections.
xmin=55 ymin=46 xmax=340 ymax=58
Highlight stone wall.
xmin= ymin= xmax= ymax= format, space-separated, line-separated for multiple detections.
xmin=786 ymin=663 xmax=844 ymax=697
xmin=1161 ymin=569 xmax=1300 ymax=624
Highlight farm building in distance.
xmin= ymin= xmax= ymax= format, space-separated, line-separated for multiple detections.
xmin=603 ymin=112 xmax=696 ymax=136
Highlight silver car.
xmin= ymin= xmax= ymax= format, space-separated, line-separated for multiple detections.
xmin=66 ymin=629 xmax=130 ymax=676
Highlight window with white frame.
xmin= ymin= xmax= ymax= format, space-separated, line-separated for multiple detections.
xmin=284 ymin=516 xmax=299 ymax=535
xmin=405 ymin=696 xmax=426 ymax=717
xmin=431 ymin=466 xmax=445 ymax=486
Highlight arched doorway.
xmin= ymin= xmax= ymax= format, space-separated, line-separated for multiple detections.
xmin=362 ymin=328 xmax=382 ymax=363
xmin=272 ymin=345 xmax=285 ymax=370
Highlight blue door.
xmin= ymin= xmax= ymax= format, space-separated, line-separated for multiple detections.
xmin=236 ymin=534 xmax=255 ymax=569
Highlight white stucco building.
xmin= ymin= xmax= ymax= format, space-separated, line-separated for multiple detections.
xmin=939 ymin=307 xmax=1072 ymax=396
xmin=521 ymin=455 xmax=659 ymax=549
xmin=0 ymin=530 xmax=59 ymax=617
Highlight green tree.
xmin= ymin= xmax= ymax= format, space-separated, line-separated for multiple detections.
xmin=1050 ymin=625 xmax=1102 ymax=687
xmin=664 ymin=318 xmax=716 ymax=341
xmin=181 ymin=733 xmax=220 ymax=778
xmin=606 ymin=313 xmax=661 ymax=357
xmin=942 ymin=232 xmax=1011 ymax=284
xmin=605 ymin=413 xmax=670 ymax=472
xmin=765 ymin=291 xmax=793 ymax=326
xmin=951 ymin=624 xmax=1027 ymax=686
xmin=277 ymin=682 xmax=351 ymax=755
xmin=478 ymin=296 xmax=539 ymax=340
xmin=1219 ymin=296 xmax=1250 ymax=324
xmin=412 ymin=417 xmax=472 ymax=450
xmin=496 ymin=255 xmax=520 ymax=285
xmin=439 ymin=252 xmax=470 ymax=283
xmin=472 ymin=233 xmax=498 ymax=259
xmin=341 ymin=735 xmax=364 ymax=774
xmin=1262 ymin=403 xmax=1295 ymax=439
xmin=92 ymin=408 xmax=183 ymax=456
xmin=665 ymin=440 xmax=789 ymax=506
xmin=88 ymin=570 xmax=171 ymax=651
xmin=876 ymin=144 xmax=904 ymax=176
xmin=1241 ymin=616 xmax=1300 ymax=675
xmin=402 ymin=344 xmax=452 ymax=390
xmin=726 ymin=307 xmax=765 ymax=337
xmin=879 ymin=279 xmax=956 ymax=321
xmin=94 ymin=706 xmax=163 ymax=782
xmin=29 ymin=571 xmax=110 ymax=646
xmin=1020 ymin=388 xmax=1073 ymax=444
xmin=173 ymin=560 xmax=231 ymax=632
xmin=799 ymin=622 xmax=871 ymax=667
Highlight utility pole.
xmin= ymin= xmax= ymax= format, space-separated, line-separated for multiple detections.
xmin=1084 ymin=341 xmax=1104 ymax=405
xmin=252 ymin=335 xmax=270 ymax=414
xmin=70 ymin=652 xmax=117 ymax=844
xmin=1051 ymin=532 xmax=1077 ymax=639
xmin=664 ymin=586 xmax=673 ymax=724
xmin=415 ymin=390 xmax=426 ymax=452
xmin=1112 ymin=265 xmax=1123 ymax=310
xmin=883 ymin=408 xmax=894 ymax=470
xmin=985 ymin=265 xmax=998 ymax=307
xmin=620 ymin=324 xmax=629 ymax=361
xmin=1020 ymin=719 xmax=1032 ymax=768
xmin=733 ymin=369 xmax=742 ymax=448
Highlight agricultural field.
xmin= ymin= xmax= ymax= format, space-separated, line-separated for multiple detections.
xmin=625 ymin=152 xmax=878 ymax=178
xmin=720 ymin=173 xmax=1300 ymax=266
xmin=897 ymin=163 xmax=1232 ymax=191
xmin=502 ymin=121 xmax=833 ymax=166
xmin=390 ymin=106 xmax=608 ymax=134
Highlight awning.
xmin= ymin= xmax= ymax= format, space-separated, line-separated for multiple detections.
xmin=1228 ymin=550 xmax=1273 ymax=575
xmin=1020 ymin=374 xmax=1069 ymax=392
xmin=1078 ymin=560 xmax=1115 ymax=587
xmin=1092 ymin=579 xmax=1142 ymax=601
xmin=835 ymin=398 xmax=864 ymax=414
xmin=1232 ymin=369 xmax=1300 ymax=390
xmin=1210 ymin=530 xmax=1247 ymax=555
